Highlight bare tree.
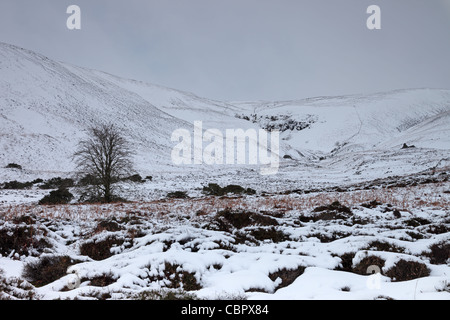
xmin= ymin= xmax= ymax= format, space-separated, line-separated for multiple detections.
xmin=73 ymin=123 xmax=133 ymax=203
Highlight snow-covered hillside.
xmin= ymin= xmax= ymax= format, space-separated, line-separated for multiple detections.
xmin=0 ymin=42 xmax=449 ymax=301
xmin=0 ymin=42 xmax=257 ymax=176
xmin=234 ymin=89 xmax=450 ymax=156
xmin=1 ymin=42 xmax=449 ymax=182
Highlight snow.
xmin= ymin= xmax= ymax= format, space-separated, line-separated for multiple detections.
xmin=248 ymin=267 xmax=449 ymax=300
xmin=0 ymin=193 xmax=448 ymax=300
xmin=0 ymin=42 xmax=449 ymax=300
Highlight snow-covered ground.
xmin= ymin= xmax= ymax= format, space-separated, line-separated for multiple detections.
xmin=0 ymin=42 xmax=449 ymax=300
xmin=0 ymin=178 xmax=449 ymax=300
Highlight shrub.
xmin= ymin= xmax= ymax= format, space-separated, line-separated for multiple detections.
xmin=130 ymin=289 xmax=198 ymax=300
xmin=167 ymin=191 xmax=189 ymax=199
xmin=0 ymin=224 xmax=51 ymax=257
xmin=425 ymin=224 xmax=449 ymax=235
xmin=5 ymin=163 xmax=22 ymax=170
xmin=79 ymin=236 xmax=124 ymax=260
xmin=3 ymin=180 xmax=33 ymax=190
xmin=152 ymin=262 xmax=202 ymax=291
xmin=39 ymin=177 xmax=74 ymax=190
xmin=361 ymin=200 xmax=382 ymax=209
xmin=83 ymin=272 xmax=117 ymax=287
xmin=335 ymin=252 xmax=356 ymax=272
xmin=405 ymin=218 xmax=431 ymax=227
xmin=77 ymin=191 xmax=128 ymax=204
xmin=122 ymin=174 xmax=144 ymax=183
xmin=212 ymin=208 xmax=278 ymax=231
xmin=250 ymin=227 xmax=289 ymax=243
xmin=38 ymin=188 xmax=74 ymax=205
xmin=385 ymin=259 xmax=430 ymax=281
xmin=303 ymin=201 xmax=352 ymax=222
xmin=77 ymin=174 xmax=101 ymax=186
xmin=353 ymin=255 xmax=385 ymax=275
xmin=94 ymin=219 xmax=123 ymax=233
xmin=366 ymin=240 xmax=405 ymax=254
xmin=427 ymin=242 xmax=449 ymax=265
xmin=313 ymin=201 xmax=352 ymax=214
xmin=22 ymin=255 xmax=78 ymax=287
xmin=202 ymin=183 xmax=256 ymax=196
xmin=269 ymin=266 xmax=306 ymax=290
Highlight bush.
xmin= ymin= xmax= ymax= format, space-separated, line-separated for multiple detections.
xmin=385 ymin=259 xmax=430 ymax=281
xmin=38 ymin=188 xmax=74 ymax=205
xmin=22 ymin=255 xmax=78 ymax=287
xmin=269 ymin=266 xmax=305 ymax=290
xmin=250 ymin=227 xmax=289 ymax=243
xmin=167 ymin=191 xmax=189 ymax=199
xmin=94 ymin=219 xmax=123 ymax=233
xmin=427 ymin=242 xmax=450 ymax=265
xmin=39 ymin=177 xmax=74 ymax=190
xmin=202 ymin=183 xmax=256 ymax=196
xmin=0 ymin=224 xmax=52 ymax=257
xmin=122 ymin=174 xmax=144 ymax=183
xmin=3 ymin=180 xmax=33 ymax=190
xmin=353 ymin=256 xmax=385 ymax=275
xmin=79 ymin=236 xmax=125 ymax=260
xmin=5 ymin=163 xmax=22 ymax=170
xmin=366 ymin=240 xmax=405 ymax=254
xmin=313 ymin=201 xmax=352 ymax=214
xmin=83 ymin=272 xmax=117 ymax=287
xmin=77 ymin=174 xmax=101 ymax=186
xmin=405 ymin=218 xmax=431 ymax=227
xmin=130 ymin=289 xmax=198 ymax=300
xmin=301 ymin=201 xmax=353 ymax=222
xmin=212 ymin=208 xmax=278 ymax=231
xmin=146 ymin=262 xmax=202 ymax=291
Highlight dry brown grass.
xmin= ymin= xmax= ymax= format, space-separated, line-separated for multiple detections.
xmin=0 ymin=183 xmax=448 ymax=222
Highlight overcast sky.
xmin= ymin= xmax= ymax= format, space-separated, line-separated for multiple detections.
xmin=1 ymin=0 xmax=450 ymax=101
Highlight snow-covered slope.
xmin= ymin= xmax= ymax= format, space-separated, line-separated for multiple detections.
xmin=0 ymin=42 xmax=257 ymax=174
xmin=0 ymin=42 xmax=449 ymax=180
xmin=234 ymin=89 xmax=450 ymax=158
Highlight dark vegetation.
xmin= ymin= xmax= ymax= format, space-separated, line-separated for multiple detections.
xmin=353 ymin=256 xmax=385 ymax=275
xmin=211 ymin=208 xmax=278 ymax=231
xmin=5 ymin=163 xmax=22 ymax=170
xmin=2 ymin=180 xmax=33 ymax=190
xmin=427 ymin=242 xmax=450 ymax=265
xmin=385 ymin=260 xmax=430 ymax=281
xmin=167 ymin=191 xmax=189 ymax=199
xmin=22 ymin=255 xmax=80 ymax=287
xmin=269 ymin=266 xmax=306 ymax=290
xmin=82 ymin=272 xmax=117 ymax=287
xmin=73 ymin=123 xmax=134 ymax=203
xmin=0 ymin=217 xmax=52 ymax=257
xmin=79 ymin=235 xmax=125 ymax=261
xmin=39 ymin=177 xmax=74 ymax=190
xmin=38 ymin=188 xmax=74 ymax=205
xmin=144 ymin=262 xmax=202 ymax=291
xmin=203 ymin=183 xmax=256 ymax=196
xmin=299 ymin=201 xmax=352 ymax=222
